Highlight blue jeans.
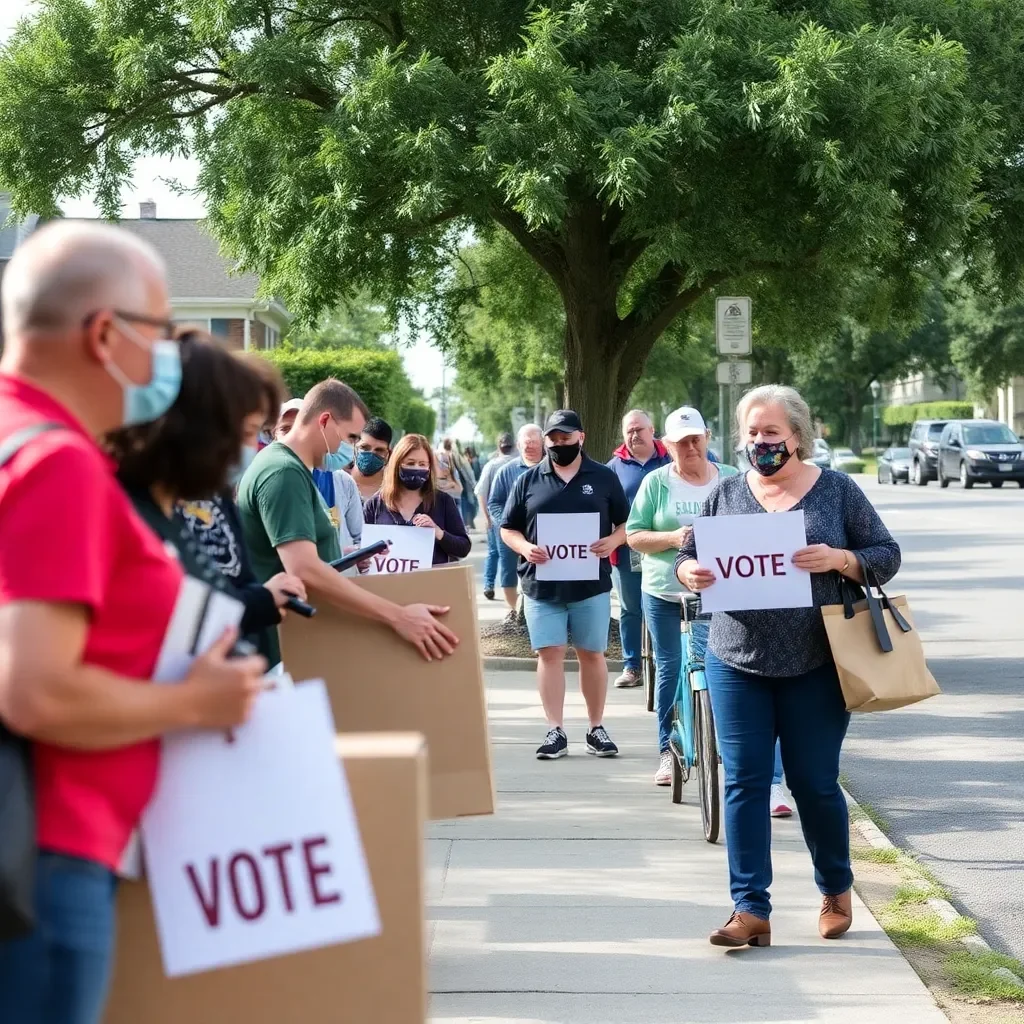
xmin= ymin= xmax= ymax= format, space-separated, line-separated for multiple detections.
xmin=461 ymin=492 xmax=477 ymax=527
xmin=641 ymin=592 xmax=684 ymax=752
xmin=483 ymin=524 xmax=500 ymax=590
xmin=0 ymin=852 xmax=119 ymax=1024
xmin=704 ymin=653 xmax=852 ymax=919
xmin=612 ymin=564 xmax=644 ymax=671
xmin=497 ymin=535 xmax=518 ymax=590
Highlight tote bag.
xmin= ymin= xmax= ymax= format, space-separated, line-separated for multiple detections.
xmin=0 ymin=421 xmax=65 ymax=939
xmin=821 ymin=553 xmax=939 ymax=713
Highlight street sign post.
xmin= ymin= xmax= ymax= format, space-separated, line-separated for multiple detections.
xmin=716 ymin=360 xmax=752 ymax=386
xmin=715 ymin=297 xmax=753 ymax=467
xmin=715 ymin=297 xmax=752 ymax=356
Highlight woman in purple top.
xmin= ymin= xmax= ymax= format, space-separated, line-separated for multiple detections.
xmin=363 ymin=433 xmax=471 ymax=565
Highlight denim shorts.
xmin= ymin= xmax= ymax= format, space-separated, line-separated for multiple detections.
xmin=523 ymin=592 xmax=612 ymax=652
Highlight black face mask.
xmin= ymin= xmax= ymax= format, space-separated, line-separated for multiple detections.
xmin=547 ymin=441 xmax=582 ymax=467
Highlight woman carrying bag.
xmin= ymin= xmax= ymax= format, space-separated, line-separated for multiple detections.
xmin=675 ymin=384 xmax=900 ymax=949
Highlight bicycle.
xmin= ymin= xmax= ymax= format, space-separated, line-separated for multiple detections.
xmin=640 ymin=617 xmax=656 ymax=712
xmin=667 ymin=593 xmax=721 ymax=844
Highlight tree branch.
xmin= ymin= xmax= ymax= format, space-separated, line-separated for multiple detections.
xmin=491 ymin=206 xmax=568 ymax=293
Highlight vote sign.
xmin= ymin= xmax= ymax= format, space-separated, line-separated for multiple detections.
xmin=141 ymin=681 xmax=380 ymax=977
xmin=692 ymin=510 xmax=812 ymax=613
xmin=535 ymin=512 xmax=600 ymax=582
xmin=361 ymin=523 xmax=435 ymax=574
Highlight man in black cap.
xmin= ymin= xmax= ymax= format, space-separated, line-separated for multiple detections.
xmin=474 ymin=431 xmax=519 ymax=599
xmin=500 ymin=410 xmax=630 ymax=759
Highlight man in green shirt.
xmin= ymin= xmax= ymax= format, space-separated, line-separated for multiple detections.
xmin=238 ymin=378 xmax=459 ymax=665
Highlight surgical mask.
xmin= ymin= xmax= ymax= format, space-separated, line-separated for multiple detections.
xmin=355 ymin=450 xmax=387 ymax=476
xmin=398 ymin=467 xmax=430 ymax=490
xmin=227 ymin=445 xmax=258 ymax=488
xmin=746 ymin=438 xmax=794 ymax=477
xmin=547 ymin=441 xmax=581 ymax=467
xmin=320 ymin=424 xmax=355 ymax=472
xmin=105 ymin=331 xmax=181 ymax=427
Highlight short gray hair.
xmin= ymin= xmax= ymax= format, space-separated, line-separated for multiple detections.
xmin=735 ymin=384 xmax=814 ymax=461
xmin=622 ymin=409 xmax=652 ymax=428
xmin=517 ymin=422 xmax=542 ymax=442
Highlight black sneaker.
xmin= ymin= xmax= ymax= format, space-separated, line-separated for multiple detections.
xmin=483 ymin=588 xmax=495 ymax=600
xmin=536 ymin=727 xmax=568 ymax=760
xmin=586 ymin=726 xmax=619 ymax=757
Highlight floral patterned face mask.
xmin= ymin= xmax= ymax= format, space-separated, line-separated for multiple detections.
xmin=746 ymin=437 xmax=795 ymax=477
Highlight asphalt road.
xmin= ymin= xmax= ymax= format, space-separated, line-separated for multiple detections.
xmin=841 ymin=474 xmax=1024 ymax=960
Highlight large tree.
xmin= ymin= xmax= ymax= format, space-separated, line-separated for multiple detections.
xmin=2 ymin=0 xmax=1023 ymax=454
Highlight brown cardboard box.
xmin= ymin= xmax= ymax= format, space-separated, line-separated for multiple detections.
xmin=105 ymin=733 xmax=428 ymax=1024
xmin=281 ymin=562 xmax=495 ymax=820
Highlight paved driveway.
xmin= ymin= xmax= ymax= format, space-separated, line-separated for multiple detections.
xmin=841 ymin=476 xmax=1024 ymax=960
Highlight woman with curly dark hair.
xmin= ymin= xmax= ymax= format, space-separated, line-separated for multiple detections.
xmin=106 ymin=332 xmax=305 ymax=660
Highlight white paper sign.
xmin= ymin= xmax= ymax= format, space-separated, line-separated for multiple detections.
xmin=361 ymin=522 xmax=435 ymax=574
xmin=692 ymin=511 xmax=812 ymax=613
xmin=141 ymin=681 xmax=380 ymax=977
xmin=535 ymin=512 xmax=601 ymax=582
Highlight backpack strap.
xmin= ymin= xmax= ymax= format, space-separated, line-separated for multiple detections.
xmin=0 ymin=422 xmax=65 ymax=470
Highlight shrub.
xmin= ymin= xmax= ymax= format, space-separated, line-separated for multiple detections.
xmin=258 ymin=347 xmax=436 ymax=438
xmin=882 ymin=401 xmax=974 ymax=428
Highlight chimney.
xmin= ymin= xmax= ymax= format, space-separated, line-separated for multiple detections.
xmin=139 ymin=199 xmax=157 ymax=220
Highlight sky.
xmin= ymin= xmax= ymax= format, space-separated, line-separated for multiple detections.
xmin=1 ymin=0 xmax=452 ymax=403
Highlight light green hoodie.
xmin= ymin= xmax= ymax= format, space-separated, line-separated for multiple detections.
xmin=625 ymin=462 xmax=739 ymax=599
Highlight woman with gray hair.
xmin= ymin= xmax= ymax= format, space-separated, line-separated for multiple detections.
xmin=675 ymin=384 xmax=900 ymax=949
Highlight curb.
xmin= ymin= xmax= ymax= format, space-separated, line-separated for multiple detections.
xmin=483 ymin=656 xmax=626 ymax=673
xmin=843 ymin=787 xmax=1024 ymax=991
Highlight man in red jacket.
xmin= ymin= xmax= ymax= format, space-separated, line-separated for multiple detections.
xmin=606 ymin=410 xmax=671 ymax=688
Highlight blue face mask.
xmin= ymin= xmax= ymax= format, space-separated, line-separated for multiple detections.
xmin=355 ymin=450 xmax=387 ymax=476
xmin=321 ymin=423 xmax=355 ymax=472
xmin=228 ymin=445 xmax=259 ymax=488
xmin=105 ymin=334 xmax=182 ymax=427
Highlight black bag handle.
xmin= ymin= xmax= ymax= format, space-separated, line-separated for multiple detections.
xmin=839 ymin=552 xmax=913 ymax=653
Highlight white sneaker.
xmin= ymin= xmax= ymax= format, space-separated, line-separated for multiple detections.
xmin=655 ymin=751 xmax=673 ymax=786
xmin=770 ymin=783 xmax=793 ymax=818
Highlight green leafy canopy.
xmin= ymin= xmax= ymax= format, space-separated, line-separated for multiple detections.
xmin=3 ymin=0 xmax=1023 ymax=453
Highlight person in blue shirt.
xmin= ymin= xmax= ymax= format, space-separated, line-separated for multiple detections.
xmin=606 ymin=410 xmax=672 ymax=687
xmin=487 ymin=423 xmax=544 ymax=617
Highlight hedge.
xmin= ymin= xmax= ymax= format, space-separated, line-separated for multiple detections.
xmin=881 ymin=401 xmax=974 ymax=428
xmin=257 ymin=347 xmax=435 ymax=438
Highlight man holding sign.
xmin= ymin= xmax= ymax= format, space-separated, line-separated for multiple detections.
xmin=501 ymin=410 xmax=629 ymax=760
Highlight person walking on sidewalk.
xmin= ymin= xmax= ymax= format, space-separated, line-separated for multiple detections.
xmin=488 ymin=423 xmax=544 ymax=617
xmin=675 ymin=384 xmax=900 ymax=948
xmin=606 ymin=409 xmax=671 ymax=689
xmin=625 ymin=407 xmax=738 ymax=785
xmin=475 ymin=432 xmax=518 ymax=600
xmin=501 ymin=410 xmax=629 ymax=760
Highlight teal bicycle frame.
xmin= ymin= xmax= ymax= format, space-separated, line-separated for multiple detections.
xmin=670 ymin=619 xmax=707 ymax=773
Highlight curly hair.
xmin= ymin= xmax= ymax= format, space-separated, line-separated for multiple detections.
xmin=107 ymin=331 xmax=273 ymax=499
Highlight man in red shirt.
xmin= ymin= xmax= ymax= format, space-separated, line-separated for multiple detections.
xmin=0 ymin=221 xmax=267 ymax=1024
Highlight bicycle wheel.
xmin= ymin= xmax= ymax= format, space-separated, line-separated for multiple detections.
xmin=642 ymin=621 xmax=656 ymax=712
xmin=694 ymin=688 xmax=721 ymax=844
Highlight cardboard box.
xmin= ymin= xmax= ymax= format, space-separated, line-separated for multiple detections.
xmin=105 ymin=733 xmax=429 ymax=1024
xmin=281 ymin=562 xmax=495 ymax=820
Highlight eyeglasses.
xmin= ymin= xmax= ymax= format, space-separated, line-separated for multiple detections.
xmin=83 ymin=309 xmax=178 ymax=339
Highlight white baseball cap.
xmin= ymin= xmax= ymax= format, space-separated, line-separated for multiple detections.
xmin=279 ymin=397 xmax=304 ymax=416
xmin=663 ymin=406 xmax=707 ymax=441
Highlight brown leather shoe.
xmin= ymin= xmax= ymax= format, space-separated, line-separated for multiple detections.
xmin=709 ymin=911 xmax=771 ymax=947
xmin=819 ymin=890 xmax=853 ymax=939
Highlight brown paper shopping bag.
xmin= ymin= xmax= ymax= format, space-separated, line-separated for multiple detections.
xmin=821 ymin=555 xmax=939 ymax=713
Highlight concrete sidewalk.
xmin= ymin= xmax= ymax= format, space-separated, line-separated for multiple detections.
xmin=426 ymin=533 xmax=948 ymax=1023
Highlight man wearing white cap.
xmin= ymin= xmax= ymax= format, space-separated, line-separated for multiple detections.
xmin=624 ymin=407 xmax=742 ymax=785
xmin=274 ymin=396 xmax=304 ymax=439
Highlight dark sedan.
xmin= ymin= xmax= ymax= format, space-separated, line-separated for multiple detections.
xmin=938 ymin=420 xmax=1024 ymax=489
xmin=877 ymin=447 xmax=912 ymax=484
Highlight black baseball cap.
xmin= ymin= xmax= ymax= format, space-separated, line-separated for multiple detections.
xmin=544 ymin=409 xmax=584 ymax=435
xmin=497 ymin=432 xmax=515 ymax=451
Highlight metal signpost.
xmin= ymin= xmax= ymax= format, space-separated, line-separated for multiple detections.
xmin=715 ymin=297 xmax=752 ymax=466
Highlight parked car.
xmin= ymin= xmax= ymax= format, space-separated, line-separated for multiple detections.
xmin=937 ymin=420 xmax=1024 ymax=490
xmin=908 ymin=419 xmax=949 ymax=485
xmin=806 ymin=438 xmax=831 ymax=469
xmin=877 ymin=447 xmax=912 ymax=484
xmin=830 ymin=447 xmax=865 ymax=473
